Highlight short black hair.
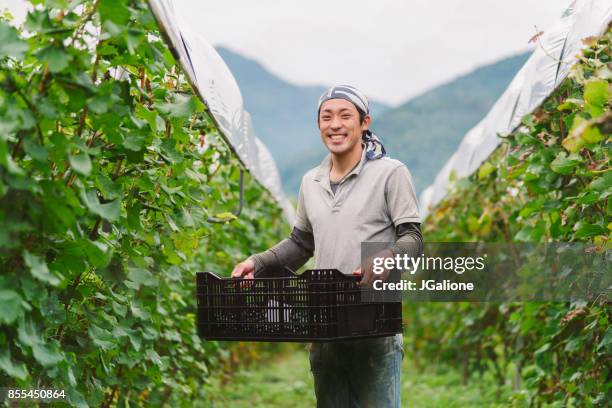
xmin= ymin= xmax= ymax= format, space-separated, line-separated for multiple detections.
xmin=356 ymin=106 xmax=366 ymax=125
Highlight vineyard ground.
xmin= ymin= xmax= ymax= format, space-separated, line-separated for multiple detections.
xmin=208 ymin=343 xmax=513 ymax=407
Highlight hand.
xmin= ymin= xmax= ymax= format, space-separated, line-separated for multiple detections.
xmin=352 ymin=249 xmax=393 ymax=287
xmin=231 ymin=258 xmax=255 ymax=279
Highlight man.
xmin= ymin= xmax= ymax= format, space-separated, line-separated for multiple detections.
xmin=232 ymin=85 xmax=422 ymax=408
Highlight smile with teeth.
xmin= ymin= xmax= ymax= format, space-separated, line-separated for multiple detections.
xmin=329 ymin=134 xmax=347 ymax=141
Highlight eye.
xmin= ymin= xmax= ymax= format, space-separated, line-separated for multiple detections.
xmin=321 ymin=116 xmax=331 ymax=121
xmin=341 ymin=115 xmax=351 ymax=119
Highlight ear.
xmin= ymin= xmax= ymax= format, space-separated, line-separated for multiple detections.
xmin=362 ymin=114 xmax=371 ymax=131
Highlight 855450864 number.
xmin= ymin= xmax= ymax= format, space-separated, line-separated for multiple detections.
xmin=1 ymin=388 xmax=66 ymax=402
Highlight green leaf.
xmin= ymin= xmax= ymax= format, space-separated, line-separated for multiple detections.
xmin=99 ymin=0 xmax=130 ymax=25
xmin=160 ymin=139 xmax=183 ymax=163
xmin=576 ymin=191 xmax=601 ymax=205
xmin=17 ymin=318 xmax=41 ymax=347
xmin=564 ymin=336 xmax=582 ymax=353
xmin=32 ymin=340 xmax=64 ymax=367
xmin=557 ymin=98 xmax=583 ymax=111
xmin=80 ymin=189 xmax=121 ymax=221
xmin=0 ymin=21 xmax=28 ymax=58
xmin=127 ymin=267 xmax=156 ymax=287
xmin=127 ymin=330 xmax=142 ymax=351
xmin=87 ymin=95 xmax=111 ymax=114
xmin=127 ymin=204 xmax=142 ymax=231
xmin=0 ymin=290 xmax=25 ymax=324
xmin=23 ymin=250 xmax=62 ymax=286
xmin=130 ymin=302 xmax=151 ymax=320
xmin=36 ymin=46 xmax=72 ymax=73
xmin=0 ymin=349 xmax=28 ymax=380
xmin=580 ymin=124 xmax=604 ymax=144
xmin=584 ymin=80 xmax=610 ymax=118
xmin=146 ymin=349 xmax=162 ymax=367
xmin=534 ymin=343 xmax=551 ymax=356
xmin=23 ymin=138 xmax=48 ymax=162
xmin=69 ymin=153 xmax=92 ymax=176
xmin=597 ymin=328 xmax=612 ymax=352
xmin=588 ymin=173 xmax=612 ymax=192
xmin=126 ymin=29 xmax=144 ymax=54
xmin=67 ymin=388 xmax=88 ymax=408
xmin=123 ymin=134 xmax=145 ymax=151
xmin=562 ymin=114 xmax=604 ymax=153
xmin=157 ymin=94 xmax=200 ymax=119
xmin=111 ymin=300 xmax=127 ymax=318
xmin=97 ymin=44 xmax=117 ymax=56
xmin=514 ymin=225 xmax=536 ymax=242
xmin=212 ymin=212 xmax=237 ymax=222
xmin=88 ymin=324 xmax=116 ymax=351
xmin=574 ymin=222 xmax=606 ymax=239
xmin=136 ymin=105 xmax=158 ymax=131
xmin=550 ymin=152 xmax=581 ymax=175
xmin=95 ymin=174 xmax=121 ymax=199
xmin=478 ymin=162 xmax=496 ymax=180
xmin=0 ymin=139 xmax=25 ymax=175
xmin=46 ymin=0 xmax=69 ymax=8
xmin=519 ymin=199 xmax=543 ymax=218
xmin=82 ymin=239 xmax=113 ymax=268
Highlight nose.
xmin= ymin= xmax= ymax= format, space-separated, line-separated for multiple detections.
xmin=330 ymin=116 xmax=342 ymax=130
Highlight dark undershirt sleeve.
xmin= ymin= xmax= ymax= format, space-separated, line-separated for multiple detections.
xmin=250 ymin=227 xmax=314 ymax=277
xmin=396 ymin=222 xmax=422 ymax=239
xmin=390 ymin=222 xmax=424 ymax=259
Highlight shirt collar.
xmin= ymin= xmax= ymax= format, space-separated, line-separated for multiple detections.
xmin=314 ymin=144 xmax=368 ymax=183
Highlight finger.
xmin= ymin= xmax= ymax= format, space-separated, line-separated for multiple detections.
xmin=239 ymin=272 xmax=252 ymax=289
xmin=231 ymin=265 xmax=243 ymax=278
xmin=362 ymin=270 xmax=374 ymax=287
xmin=351 ymin=269 xmax=362 ymax=286
xmin=242 ymin=272 xmax=255 ymax=289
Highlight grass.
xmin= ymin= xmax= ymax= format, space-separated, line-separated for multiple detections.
xmin=207 ymin=344 xmax=514 ymax=407
xmin=401 ymin=363 xmax=511 ymax=407
xmin=207 ymin=344 xmax=315 ymax=408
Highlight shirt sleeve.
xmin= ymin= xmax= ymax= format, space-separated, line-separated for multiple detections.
xmin=385 ymin=165 xmax=422 ymax=226
xmin=294 ymin=177 xmax=312 ymax=233
xmin=249 ymin=227 xmax=314 ymax=277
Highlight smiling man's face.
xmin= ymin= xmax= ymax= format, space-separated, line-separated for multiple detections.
xmin=318 ymin=99 xmax=370 ymax=157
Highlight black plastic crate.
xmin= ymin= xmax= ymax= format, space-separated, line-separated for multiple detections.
xmin=196 ymin=268 xmax=402 ymax=342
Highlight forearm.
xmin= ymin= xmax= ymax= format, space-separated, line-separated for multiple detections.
xmin=249 ymin=227 xmax=314 ymax=277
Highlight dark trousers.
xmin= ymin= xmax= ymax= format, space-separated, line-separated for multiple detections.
xmin=309 ymin=334 xmax=403 ymax=408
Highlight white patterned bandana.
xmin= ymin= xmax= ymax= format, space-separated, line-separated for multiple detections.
xmin=317 ymin=85 xmax=386 ymax=160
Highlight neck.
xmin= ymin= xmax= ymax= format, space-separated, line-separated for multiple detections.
xmin=330 ymin=144 xmax=363 ymax=181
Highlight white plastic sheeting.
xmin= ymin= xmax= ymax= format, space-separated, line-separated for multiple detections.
xmin=420 ymin=0 xmax=612 ymax=218
xmin=147 ymin=0 xmax=296 ymax=224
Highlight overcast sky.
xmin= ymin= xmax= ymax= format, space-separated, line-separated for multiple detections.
xmin=178 ymin=0 xmax=570 ymax=105
xmin=2 ymin=0 xmax=571 ymax=105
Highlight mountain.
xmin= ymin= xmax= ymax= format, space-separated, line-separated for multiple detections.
xmin=217 ymin=46 xmax=530 ymax=197
xmin=375 ymin=52 xmax=530 ymax=194
xmin=216 ymin=46 xmax=389 ymax=195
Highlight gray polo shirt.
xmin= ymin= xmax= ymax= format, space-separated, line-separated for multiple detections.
xmin=295 ymin=147 xmax=421 ymax=274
